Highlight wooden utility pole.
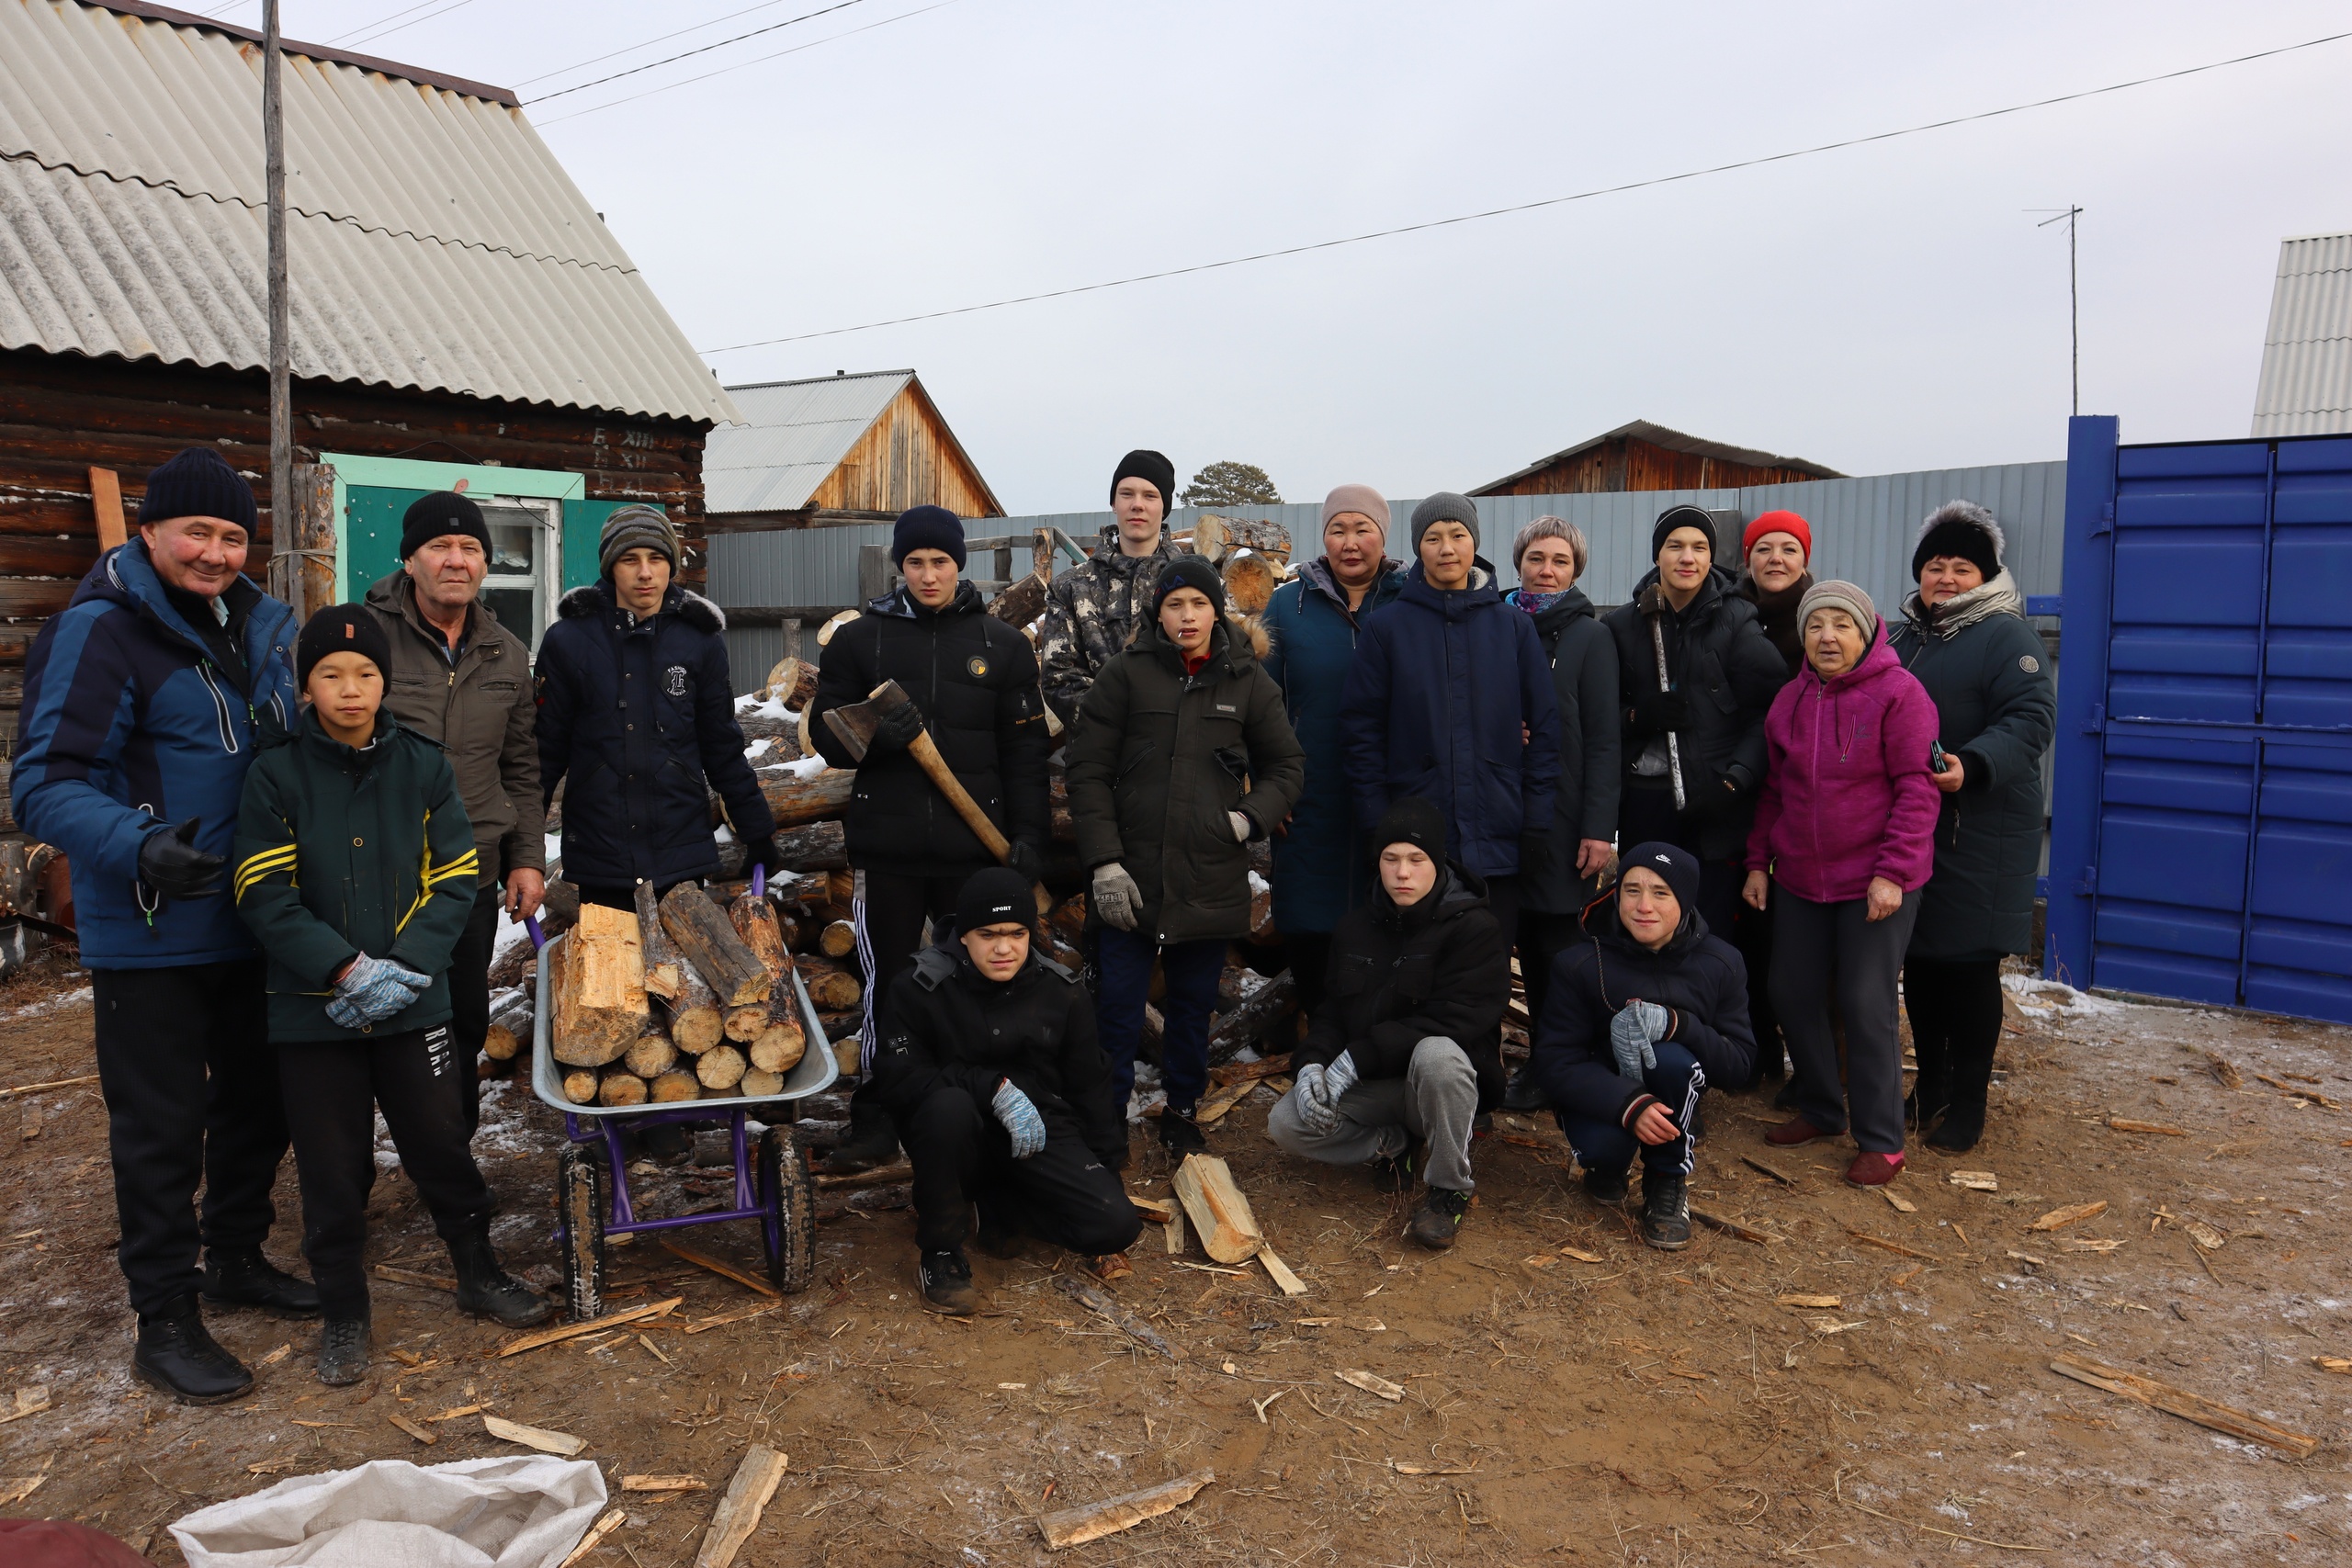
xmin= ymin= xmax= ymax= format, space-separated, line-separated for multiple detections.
xmin=263 ymin=0 xmax=295 ymax=615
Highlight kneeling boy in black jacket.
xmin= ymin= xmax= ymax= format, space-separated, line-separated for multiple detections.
xmin=236 ymin=607 xmax=551 ymax=1385
xmin=1267 ymin=798 xmax=1510 ymax=1250
xmin=1532 ymin=841 xmax=1755 ymax=1250
xmin=872 ymin=867 xmax=1140 ymax=1315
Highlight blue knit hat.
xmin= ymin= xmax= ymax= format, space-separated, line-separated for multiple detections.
xmin=139 ymin=446 xmax=257 ymax=532
xmin=890 ymin=504 xmax=967 ymax=569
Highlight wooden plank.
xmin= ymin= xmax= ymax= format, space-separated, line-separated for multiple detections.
xmin=88 ymin=467 xmax=125 ymax=550
xmin=1054 ymin=1275 xmax=1176 ymax=1360
xmin=551 ymin=904 xmax=650 ymax=1066
xmin=658 ymin=1236 xmax=781 ymax=1300
xmin=2049 ymin=1354 xmax=2319 ymax=1458
xmin=1336 ymin=1369 xmax=1404 ymax=1401
xmin=1257 ymin=1245 xmax=1307 ymax=1297
xmin=1035 ymin=1469 xmax=1214 ymax=1551
xmin=694 ymin=1445 xmax=789 ymax=1568
xmin=557 ymin=1507 xmax=628 ymax=1568
xmin=2027 ymin=1201 xmax=2109 ymax=1233
xmin=495 ymin=1297 xmax=683 ymax=1357
xmin=482 ymin=1415 xmax=587 ymax=1457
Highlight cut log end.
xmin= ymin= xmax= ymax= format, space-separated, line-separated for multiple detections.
xmin=561 ymin=1070 xmax=600 ymax=1106
xmin=650 ymin=1069 xmax=701 ymax=1103
xmin=696 ymin=1043 xmax=749 ymax=1091
xmin=597 ymin=1071 xmax=650 ymax=1108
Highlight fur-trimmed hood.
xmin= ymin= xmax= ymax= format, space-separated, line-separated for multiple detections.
xmin=557 ymin=580 xmax=726 ymax=634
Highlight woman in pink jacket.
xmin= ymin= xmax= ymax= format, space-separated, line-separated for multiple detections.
xmin=1741 ymin=581 xmax=1939 ymax=1186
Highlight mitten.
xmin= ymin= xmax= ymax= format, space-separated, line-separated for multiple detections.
xmin=991 ymin=1079 xmax=1046 ymax=1159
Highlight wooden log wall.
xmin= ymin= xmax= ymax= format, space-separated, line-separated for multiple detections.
xmin=0 ymin=344 xmax=716 ymax=828
xmin=1476 ymin=434 xmax=1829 ymax=496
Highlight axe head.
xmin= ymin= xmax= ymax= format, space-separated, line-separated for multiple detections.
xmin=821 ymin=679 xmax=914 ymax=763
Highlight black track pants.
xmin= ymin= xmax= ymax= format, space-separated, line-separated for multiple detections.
xmin=92 ymin=960 xmax=289 ymax=1316
xmin=904 ymin=1087 xmax=1140 ymax=1257
xmin=445 ymin=884 xmax=502 ymax=1136
xmin=850 ymin=867 xmax=977 ymax=1137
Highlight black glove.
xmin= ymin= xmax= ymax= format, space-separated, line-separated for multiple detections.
xmin=1628 ymin=688 xmax=1690 ymax=736
xmin=139 ymin=817 xmax=224 ymax=899
xmin=1683 ymin=767 xmax=1747 ymax=820
xmin=741 ymin=834 xmax=786 ymax=878
xmin=1005 ymin=840 xmax=1046 ymax=883
xmin=870 ymin=701 xmax=925 ymax=752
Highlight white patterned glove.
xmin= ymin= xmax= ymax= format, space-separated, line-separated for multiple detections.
xmin=1609 ymin=1001 xmax=1668 ymax=1081
xmin=326 ymin=953 xmax=431 ymax=1030
xmin=990 ymin=1079 xmax=1046 ymax=1160
xmin=1091 ymin=863 xmax=1142 ymax=932
xmin=1291 ymin=1063 xmax=1333 ymax=1134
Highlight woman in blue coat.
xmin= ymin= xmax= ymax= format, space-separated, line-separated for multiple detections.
xmin=1340 ymin=492 xmax=1561 ymax=942
xmin=1261 ymin=484 xmax=1405 ymax=1017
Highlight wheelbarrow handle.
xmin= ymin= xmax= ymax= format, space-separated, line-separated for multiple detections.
xmin=525 ymin=915 xmax=546 ymax=952
xmin=752 ymin=864 xmax=765 ymax=899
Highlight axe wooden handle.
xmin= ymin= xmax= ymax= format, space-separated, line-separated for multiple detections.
xmin=906 ymin=732 xmax=1012 ymax=863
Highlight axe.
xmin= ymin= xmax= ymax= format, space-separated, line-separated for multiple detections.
xmin=825 ymin=681 xmax=1048 ymax=909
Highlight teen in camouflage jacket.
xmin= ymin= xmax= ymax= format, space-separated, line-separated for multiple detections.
xmin=1036 ymin=524 xmax=1185 ymax=726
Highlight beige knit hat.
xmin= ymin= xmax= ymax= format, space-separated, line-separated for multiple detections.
xmin=1797 ymin=579 xmax=1877 ymax=636
xmin=1321 ymin=483 xmax=1389 ymax=535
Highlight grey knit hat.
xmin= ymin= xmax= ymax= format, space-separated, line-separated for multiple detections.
xmin=1796 ymin=579 xmax=1877 ymax=637
xmin=1408 ymin=491 xmax=1479 ymax=553
xmin=598 ymin=504 xmax=680 ymax=578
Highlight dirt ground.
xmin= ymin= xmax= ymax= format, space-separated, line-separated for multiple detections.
xmin=4 ymin=948 xmax=2350 ymax=1566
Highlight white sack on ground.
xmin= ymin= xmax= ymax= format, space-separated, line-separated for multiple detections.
xmin=170 ymin=1455 xmax=606 ymax=1568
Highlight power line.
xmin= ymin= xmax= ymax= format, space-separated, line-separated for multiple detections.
xmin=533 ymin=0 xmax=966 ymax=126
xmin=526 ymin=0 xmax=869 ymax=103
xmin=515 ymin=0 xmax=814 ymax=87
xmin=337 ymin=0 xmax=476 ymax=50
xmin=697 ymin=28 xmax=2352 ymax=355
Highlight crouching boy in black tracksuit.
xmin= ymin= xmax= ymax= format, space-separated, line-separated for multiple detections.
xmin=871 ymin=867 xmax=1140 ymax=1315
xmin=1266 ymin=797 xmax=1510 ymax=1251
xmin=1532 ymin=841 xmax=1755 ymax=1250
xmin=235 ymin=606 xmax=552 ymax=1385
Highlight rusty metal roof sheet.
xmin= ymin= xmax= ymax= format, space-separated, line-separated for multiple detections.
xmin=2252 ymin=231 xmax=2352 ymax=437
xmin=704 ymin=371 xmax=915 ymax=513
xmin=1473 ymin=418 xmax=1844 ymax=493
xmin=0 ymin=0 xmax=739 ymax=425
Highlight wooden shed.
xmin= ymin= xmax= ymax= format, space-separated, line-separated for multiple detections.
xmin=0 ymin=0 xmax=741 ymax=821
xmin=702 ymin=370 xmax=1001 ymax=533
xmin=1472 ymin=419 xmax=1841 ymax=496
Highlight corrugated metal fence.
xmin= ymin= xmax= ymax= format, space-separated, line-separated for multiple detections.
xmin=708 ymin=461 xmax=2065 ymax=684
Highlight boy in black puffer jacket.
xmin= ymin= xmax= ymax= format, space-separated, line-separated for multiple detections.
xmin=1267 ymin=797 xmax=1510 ymax=1251
xmin=1532 ymin=841 xmax=1755 ymax=1250
xmin=871 ymin=868 xmax=1140 ymax=1316
xmin=236 ymin=607 xmax=551 ymax=1386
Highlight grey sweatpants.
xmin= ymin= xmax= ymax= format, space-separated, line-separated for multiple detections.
xmin=1770 ymin=887 xmax=1921 ymax=1155
xmin=1265 ymin=1037 xmax=1479 ymax=1193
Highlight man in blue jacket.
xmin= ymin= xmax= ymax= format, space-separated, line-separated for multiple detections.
xmin=13 ymin=447 xmax=310 ymax=1404
xmin=1340 ymin=491 xmax=1561 ymax=943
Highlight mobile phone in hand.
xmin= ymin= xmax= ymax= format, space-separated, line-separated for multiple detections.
xmin=1929 ymin=739 xmax=1949 ymax=773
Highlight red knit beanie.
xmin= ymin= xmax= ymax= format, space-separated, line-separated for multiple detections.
xmin=1742 ymin=509 xmax=1812 ymax=562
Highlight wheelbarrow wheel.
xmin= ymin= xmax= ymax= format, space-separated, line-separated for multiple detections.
xmin=758 ymin=1124 xmax=815 ymax=1294
xmin=556 ymin=1142 xmax=608 ymax=1320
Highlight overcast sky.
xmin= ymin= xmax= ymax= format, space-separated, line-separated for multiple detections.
xmin=235 ymin=1 xmax=2350 ymax=513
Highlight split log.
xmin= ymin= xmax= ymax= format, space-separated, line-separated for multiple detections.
xmin=483 ymin=988 xmax=530 ymax=1061
xmin=598 ymin=1071 xmax=650 ymax=1108
xmin=740 ymin=1067 xmax=786 ymax=1099
xmin=729 ymin=892 xmax=792 ymax=973
xmin=550 ymin=904 xmax=650 ymax=1067
xmin=696 ymin=1044 xmax=749 ymax=1092
xmin=639 ymin=881 xmax=724 ymax=1053
xmin=1172 ymin=1153 xmax=1264 ymax=1265
xmin=1222 ymin=553 xmax=1280 ymax=615
xmin=693 ymin=1445 xmax=789 ymax=1568
xmin=1036 ymin=1470 xmax=1214 ymax=1551
xmin=754 ymin=766 xmax=854 ymax=830
xmin=1206 ymin=969 xmax=1295 ymax=1064
xmin=624 ymin=1031 xmax=679 ymax=1080
xmin=2050 ymin=1353 xmax=2319 ymax=1457
xmin=762 ymin=655 xmax=819 ymax=711
xmin=818 ymin=920 xmax=857 ymax=959
xmin=660 ymin=884 xmax=772 ymax=1007
xmin=990 ymin=569 xmax=1049 ymax=630
xmin=729 ymin=890 xmax=807 ymax=1073
xmin=650 ymin=1069 xmax=701 ymax=1103
xmin=796 ymin=953 xmax=864 ymax=1013
xmin=561 ymin=1069 xmax=600 ymax=1105
xmin=748 ymin=1007 xmax=807 ymax=1074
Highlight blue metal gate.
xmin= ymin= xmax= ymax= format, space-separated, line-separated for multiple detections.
xmin=2046 ymin=416 xmax=2352 ymax=1023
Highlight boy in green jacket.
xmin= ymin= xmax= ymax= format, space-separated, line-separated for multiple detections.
xmin=236 ymin=606 xmax=550 ymax=1386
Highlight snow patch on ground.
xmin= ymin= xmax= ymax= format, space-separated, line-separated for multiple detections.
xmin=1 ymin=985 xmax=90 ymax=1020
xmin=1248 ymin=871 xmax=1271 ymax=895
xmin=735 ymin=692 xmax=792 ymax=722
xmin=2004 ymin=975 xmax=2128 ymax=1016
xmin=777 ymin=755 xmax=830 ymax=779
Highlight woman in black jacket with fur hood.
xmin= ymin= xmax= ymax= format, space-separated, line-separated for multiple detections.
xmin=1532 ymin=841 xmax=1755 ymax=1250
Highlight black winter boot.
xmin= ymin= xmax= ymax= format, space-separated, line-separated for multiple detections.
xmin=1581 ymin=1165 xmax=1630 ymax=1205
xmin=201 ymin=1246 xmax=321 ymax=1318
xmin=1640 ymin=1171 xmax=1691 ymax=1250
xmin=133 ymin=1297 xmax=253 ymax=1404
xmin=1370 ymin=1141 xmax=1418 ymax=1195
xmin=1408 ymin=1186 xmax=1470 ymax=1250
xmin=824 ymin=1098 xmax=900 ymax=1175
xmin=1906 ymin=1034 xmax=1951 ymax=1134
xmin=317 ymin=1316 xmax=370 ymax=1386
xmin=1158 ymin=1108 xmax=1206 ymax=1156
xmin=1499 ymin=1067 xmax=1547 ymax=1112
xmin=448 ymin=1228 xmax=555 ymax=1328
xmin=919 ymin=1248 xmax=976 ymax=1315
xmin=1927 ymin=1036 xmax=1996 ymax=1153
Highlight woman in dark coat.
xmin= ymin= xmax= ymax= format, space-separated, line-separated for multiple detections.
xmin=1340 ymin=492 xmax=1560 ymax=943
xmin=1889 ymin=502 xmax=2056 ymax=1153
xmin=1066 ymin=558 xmax=1306 ymax=1156
xmin=1498 ymin=516 xmax=1619 ymax=1110
xmin=1261 ymin=484 xmax=1406 ymax=1015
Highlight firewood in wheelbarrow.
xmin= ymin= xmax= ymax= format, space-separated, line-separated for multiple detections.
xmin=483 ymin=988 xmax=530 ymax=1061
xmin=740 ymin=1066 xmax=785 ymax=1100
xmin=624 ymin=1030 xmax=679 ymax=1080
xmin=729 ymin=888 xmax=793 ymax=971
xmin=748 ymin=1003 xmax=806 ymax=1074
xmin=650 ymin=1069 xmax=701 ymax=1103
xmin=551 ymin=903 xmax=650 ymax=1067
xmin=795 ymin=953 xmax=864 ymax=1012
xmin=660 ymin=884 xmax=772 ymax=1008
xmin=723 ymin=1004 xmax=769 ymax=1043
xmin=819 ymin=920 xmax=857 ymax=959
xmin=696 ymin=1043 xmax=749 ymax=1092
xmin=597 ymin=1070 xmax=650 ymax=1108
xmin=561 ymin=1069 xmax=600 ymax=1105
xmin=639 ymin=881 xmax=724 ymax=1053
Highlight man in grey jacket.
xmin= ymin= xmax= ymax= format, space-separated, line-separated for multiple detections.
xmin=363 ymin=491 xmax=546 ymax=1134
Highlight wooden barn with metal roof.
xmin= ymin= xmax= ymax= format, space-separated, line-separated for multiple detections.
xmin=1471 ymin=419 xmax=1841 ymax=496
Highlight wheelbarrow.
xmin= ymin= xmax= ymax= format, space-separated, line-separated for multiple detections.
xmin=528 ymin=869 xmax=837 ymax=1319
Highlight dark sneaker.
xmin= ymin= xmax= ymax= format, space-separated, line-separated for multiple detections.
xmin=201 ymin=1247 xmax=321 ymax=1318
xmin=1581 ymin=1165 xmax=1630 ymax=1205
xmin=1158 ymin=1108 xmax=1206 ymax=1156
xmin=1845 ymin=1151 xmax=1906 ymax=1187
xmin=1500 ymin=1068 xmax=1547 ymax=1112
xmin=317 ymin=1316 xmax=370 ymax=1387
xmin=1370 ymin=1144 xmax=1417 ymax=1195
xmin=448 ymin=1230 xmax=556 ymax=1328
xmin=823 ymin=1106 xmax=900 ymax=1175
xmin=1408 ymin=1186 xmax=1470 ymax=1250
xmin=1640 ymin=1171 xmax=1691 ymax=1251
xmin=133 ymin=1298 xmax=254 ymax=1404
xmin=919 ymin=1249 xmax=977 ymax=1316
xmin=1925 ymin=1106 xmax=1985 ymax=1154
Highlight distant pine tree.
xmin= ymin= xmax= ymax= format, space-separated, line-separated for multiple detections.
xmin=1180 ymin=461 xmax=1282 ymax=508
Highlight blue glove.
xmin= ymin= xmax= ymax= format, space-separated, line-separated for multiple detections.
xmin=1291 ymin=1063 xmax=1335 ymax=1136
xmin=326 ymin=953 xmax=431 ymax=1030
xmin=991 ymin=1079 xmax=1046 ymax=1159
xmin=1609 ymin=1001 xmax=1669 ymax=1081
xmin=1322 ymin=1050 xmax=1360 ymax=1106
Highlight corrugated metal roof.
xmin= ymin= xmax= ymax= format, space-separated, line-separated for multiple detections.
xmin=0 ymin=0 xmax=739 ymax=426
xmin=1474 ymin=418 xmax=1844 ymax=493
xmin=2252 ymin=231 xmax=2352 ymax=437
xmin=704 ymin=371 xmax=914 ymax=513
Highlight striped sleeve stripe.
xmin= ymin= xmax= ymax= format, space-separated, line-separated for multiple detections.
xmin=232 ymin=845 xmax=299 ymax=897
xmin=424 ymin=852 xmax=479 ymax=887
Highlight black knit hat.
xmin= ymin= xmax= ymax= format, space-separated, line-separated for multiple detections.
xmin=1110 ymin=449 xmax=1175 ymax=514
xmin=1618 ymin=840 xmax=1700 ymax=915
xmin=400 ymin=491 xmax=491 ymax=559
xmin=1910 ymin=500 xmax=2003 ymax=582
xmin=598 ymin=505 xmax=680 ymax=578
xmin=890 ymin=504 xmax=967 ymax=569
xmin=138 ymin=446 xmax=257 ymax=532
xmin=297 ymin=603 xmax=393 ymax=689
xmin=1650 ymin=504 xmax=1714 ymax=563
xmin=1373 ymin=795 xmax=1448 ymax=862
xmin=955 ymin=866 xmax=1036 ymax=938
xmin=1152 ymin=553 xmax=1226 ymax=616
xmin=1408 ymin=491 xmax=1480 ymax=554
